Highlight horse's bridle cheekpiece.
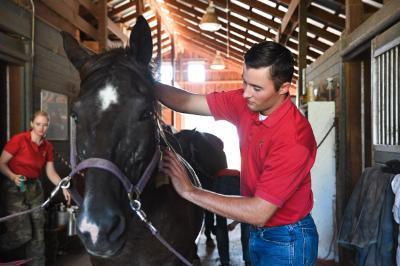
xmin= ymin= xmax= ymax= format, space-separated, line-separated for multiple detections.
xmin=67 ymin=115 xmax=193 ymax=266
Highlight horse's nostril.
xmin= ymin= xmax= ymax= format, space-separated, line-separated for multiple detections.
xmin=108 ymin=215 xmax=126 ymax=242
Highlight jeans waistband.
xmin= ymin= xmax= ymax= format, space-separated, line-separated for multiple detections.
xmin=252 ymin=214 xmax=313 ymax=230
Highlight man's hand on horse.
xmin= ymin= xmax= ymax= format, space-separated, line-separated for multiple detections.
xmin=161 ymin=149 xmax=195 ymax=198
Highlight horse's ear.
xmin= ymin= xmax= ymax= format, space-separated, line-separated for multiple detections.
xmin=129 ymin=16 xmax=153 ymax=66
xmin=61 ymin=31 xmax=90 ymax=71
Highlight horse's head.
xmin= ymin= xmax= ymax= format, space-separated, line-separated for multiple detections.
xmin=62 ymin=16 xmax=156 ymax=257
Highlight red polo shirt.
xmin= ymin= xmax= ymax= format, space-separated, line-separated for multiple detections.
xmin=207 ymin=89 xmax=316 ymax=226
xmin=4 ymin=131 xmax=54 ymax=180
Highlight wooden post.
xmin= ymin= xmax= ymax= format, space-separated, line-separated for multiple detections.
xmin=156 ymin=13 xmax=162 ymax=60
xmin=97 ymin=0 xmax=107 ymax=52
xmin=137 ymin=0 xmax=144 ymax=16
xmin=298 ymin=0 xmax=308 ymax=98
xmin=338 ymin=0 xmax=364 ymax=264
xmin=344 ymin=0 xmax=364 ymax=190
xmin=170 ymin=34 xmax=175 ymax=126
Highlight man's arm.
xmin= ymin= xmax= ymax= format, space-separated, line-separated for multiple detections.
xmin=155 ymin=82 xmax=211 ymax=116
xmin=162 ymin=150 xmax=278 ymax=226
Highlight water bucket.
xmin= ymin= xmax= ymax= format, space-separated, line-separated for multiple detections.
xmin=57 ymin=203 xmax=68 ymax=227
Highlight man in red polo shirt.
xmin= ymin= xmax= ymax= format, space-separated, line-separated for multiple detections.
xmin=156 ymin=41 xmax=318 ymax=265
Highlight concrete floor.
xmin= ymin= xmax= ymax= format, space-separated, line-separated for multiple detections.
xmin=56 ymin=223 xmax=247 ymax=266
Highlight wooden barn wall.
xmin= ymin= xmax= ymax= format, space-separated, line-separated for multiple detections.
xmin=0 ymin=0 xmax=80 ymax=180
xmin=33 ymin=19 xmax=80 ymax=180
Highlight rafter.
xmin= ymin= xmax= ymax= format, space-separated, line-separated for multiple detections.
xmin=109 ymin=1 xmax=135 ymax=17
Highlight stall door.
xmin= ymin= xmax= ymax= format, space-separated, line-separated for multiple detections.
xmin=371 ymin=22 xmax=400 ymax=164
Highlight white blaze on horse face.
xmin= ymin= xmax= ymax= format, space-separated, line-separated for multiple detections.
xmin=79 ymin=216 xmax=100 ymax=244
xmin=98 ymin=83 xmax=118 ymax=111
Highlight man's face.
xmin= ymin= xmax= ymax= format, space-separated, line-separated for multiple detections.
xmin=242 ymin=65 xmax=288 ymax=115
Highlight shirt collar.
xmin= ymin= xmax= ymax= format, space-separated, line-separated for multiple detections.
xmin=26 ymin=130 xmax=46 ymax=147
xmin=251 ymin=96 xmax=293 ymax=128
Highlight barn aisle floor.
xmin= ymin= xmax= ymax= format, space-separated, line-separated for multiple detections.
xmin=56 ymin=222 xmax=247 ymax=266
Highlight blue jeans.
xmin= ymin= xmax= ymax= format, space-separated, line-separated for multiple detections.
xmin=249 ymin=214 xmax=318 ymax=266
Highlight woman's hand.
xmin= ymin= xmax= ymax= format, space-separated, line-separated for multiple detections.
xmin=62 ymin=188 xmax=71 ymax=206
xmin=161 ymin=150 xmax=195 ymax=199
xmin=13 ymin=175 xmax=25 ymax=186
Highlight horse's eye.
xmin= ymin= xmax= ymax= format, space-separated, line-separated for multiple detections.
xmin=70 ymin=112 xmax=79 ymax=124
xmin=140 ymin=110 xmax=155 ymax=121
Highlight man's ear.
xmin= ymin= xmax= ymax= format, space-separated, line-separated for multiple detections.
xmin=278 ymin=82 xmax=291 ymax=95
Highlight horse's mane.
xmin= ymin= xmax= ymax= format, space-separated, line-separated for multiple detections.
xmin=78 ymin=47 xmax=156 ymax=98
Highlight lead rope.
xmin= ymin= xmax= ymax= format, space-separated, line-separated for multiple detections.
xmin=129 ymin=199 xmax=192 ymax=266
xmin=0 ymin=176 xmax=71 ymax=223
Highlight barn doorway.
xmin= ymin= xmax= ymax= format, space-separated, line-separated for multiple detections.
xmin=181 ymin=114 xmax=241 ymax=170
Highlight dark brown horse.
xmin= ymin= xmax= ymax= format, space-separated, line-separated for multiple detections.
xmin=62 ymin=17 xmax=203 ymax=265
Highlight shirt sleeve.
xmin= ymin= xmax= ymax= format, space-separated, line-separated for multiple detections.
xmin=3 ymin=134 xmax=22 ymax=155
xmin=206 ymin=89 xmax=245 ymax=125
xmin=46 ymin=142 xmax=54 ymax=162
xmin=255 ymin=144 xmax=315 ymax=207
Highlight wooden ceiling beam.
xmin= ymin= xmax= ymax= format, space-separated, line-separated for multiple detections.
xmin=41 ymin=0 xmax=98 ymax=39
xmin=308 ymin=24 xmax=339 ymax=43
xmin=278 ymin=0 xmax=345 ymax=30
xmin=97 ymin=0 xmax=108 ymax=51
xmin=119 ymin=6 xmax=151 ymax=23
xmin=35 ymin=1 xmax=77 ymax=37
xmin=291 ymin=31 xmax=330 ymax=51
xmin=76 ymin=0 xmax=129 ymax=43
xmin=77 ymin=0 xmax=95 ymax=13
xmin=168 ymin=8 xmax=251 ymax=50
xmin=178 ymin=38 xmax=243 ymax=72
xmin=136 ymin=0 xmax=144 ymax=15
xmin=147 ymin=0 xmax=174 ymax=36
xmin=286 ymin=42 xmax=319 ymax=61
xmin=223 ymin=1 xmax=280 ymax=30
xmin=237 ymin=0 xmax=339 ymax=42
xmin=165 ymin=0 xmax=275 ymax=40
xmin=174 ymin=24 xmax=243 ymax=61
xmin=168 ymin=0 xmax=333 ymax=56
xmin=174 ymin=17 xmax=313 ymax=67
xmin=109 ymin=1 xmax=135 ymax=17
xmin=174 ymin=24 xmax=243 ymax=59
xmin=249 ymin=0 xmax=285 ymax=18
xmin=279 ymin=0 xmax=300 ymax=42
xmin=308 ymin=5 xmax=345 ymax=30
xmin=171 ymin=5 xmax=316 ymax=64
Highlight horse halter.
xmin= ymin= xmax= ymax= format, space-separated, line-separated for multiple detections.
xmin=67 ymin=113 xmax=193 ymax=266
xmin=67 ymin=111 xmax=161 ymax=206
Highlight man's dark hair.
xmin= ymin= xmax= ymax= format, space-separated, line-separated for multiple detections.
xmin=244 ymin=41 xmax=294 ymax=91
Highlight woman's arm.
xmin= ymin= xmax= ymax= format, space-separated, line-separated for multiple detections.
xmin=0 ymin=150 xmax=23 ymax=186
xmin=45 ymin=162 xmax=71 ymax=205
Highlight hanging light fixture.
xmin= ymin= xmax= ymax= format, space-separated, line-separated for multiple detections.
xmin=210 ymin=0 xmax=229 ymax=70
xmin=199 ymin=1 xmax=222 ymax=32
xmin=210 ymin=51 xmax=225 ymax=70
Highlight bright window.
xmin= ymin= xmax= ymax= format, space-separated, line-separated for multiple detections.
xmin=187 ymin=61 xmax=205 ymax=82
xmin=160 ymin=62 xmax=173 ymax=85
xmin=182 ymin=114 xmax=240 ymax=170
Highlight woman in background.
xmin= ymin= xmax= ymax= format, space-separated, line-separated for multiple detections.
xmin=0 ymin=110 xmax=70 ymax=266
